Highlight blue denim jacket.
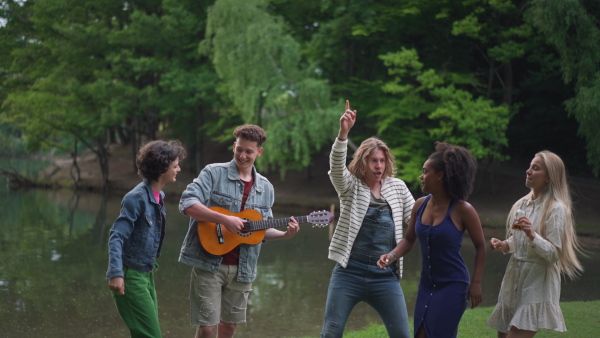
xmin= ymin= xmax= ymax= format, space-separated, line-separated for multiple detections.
xmin=178 ymin=159 xmax=274 ymax=283
xmin=106 ymin=180 xmax=166 ymax=279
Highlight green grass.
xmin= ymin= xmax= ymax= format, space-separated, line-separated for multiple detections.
xmin=314 ymin=301 xmax=600 ymax=338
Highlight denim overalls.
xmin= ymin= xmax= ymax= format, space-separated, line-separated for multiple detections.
xmin=321 ymin=207 xmax=411 ymax=338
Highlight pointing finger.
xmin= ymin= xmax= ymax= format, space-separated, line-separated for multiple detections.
xmin=346 ymin=100 xmax=350 ymax=111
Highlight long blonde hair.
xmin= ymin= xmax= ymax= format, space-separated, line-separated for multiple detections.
xmin=506 ymin=151 xmax=584 ymax=279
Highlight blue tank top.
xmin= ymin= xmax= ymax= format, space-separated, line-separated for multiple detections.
xmin=415 ymin=195 xmax=470 ymax=285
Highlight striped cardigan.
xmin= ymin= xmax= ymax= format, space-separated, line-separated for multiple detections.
xmin=328 ymin=138 xmax=415 ymax=277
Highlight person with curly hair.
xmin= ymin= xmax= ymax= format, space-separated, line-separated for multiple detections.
xmin=487 ymin=151 xmax=584 ymax=337
xmin=378 ymin=142 xmax=487 ymax=338
xmin=106 ymin=139 xmax=187 ymax=337
xmin=321 ymin=101 xmax=415 ymax=338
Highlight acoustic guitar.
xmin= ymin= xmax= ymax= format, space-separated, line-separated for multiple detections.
xmin=198 ymin=206 xmax=334 ymax=255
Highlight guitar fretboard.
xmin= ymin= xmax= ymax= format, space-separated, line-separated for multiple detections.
xmin=248 ymin=216 xmax=308 ymax=230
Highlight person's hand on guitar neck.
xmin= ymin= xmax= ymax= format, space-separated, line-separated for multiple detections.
xmin=265 ymin=216 xmax=300 ymax=240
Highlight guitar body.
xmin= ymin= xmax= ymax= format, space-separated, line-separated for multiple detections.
xmin=197 ymin=207 xmax=266 ymax=255
xmin=197 ymin=206 xmax=333 ymax=256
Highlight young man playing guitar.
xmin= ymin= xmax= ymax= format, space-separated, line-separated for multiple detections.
xmin=178 ymin=124 xmax=300 ymax=338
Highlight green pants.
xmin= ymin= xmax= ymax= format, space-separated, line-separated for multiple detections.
xmin=112 ymin=264 xmax=162 ymax=338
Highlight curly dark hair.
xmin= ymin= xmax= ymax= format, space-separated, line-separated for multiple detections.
xmin=136 ymin=140 xmax=187 ymax=182
xmin=427 ymin=141 xmax=477 ymax=201
xmin=233 ymin=124 xmax=267 ymax=146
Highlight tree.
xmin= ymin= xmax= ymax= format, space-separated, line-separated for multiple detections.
xmin=98 ymin=0 xmax=220 ymax=173
xmin=1 ymin=0 xmax=139 ymax=187
xmin=202 ymin=0 xmax=339 ymax=175
xmin=1 ymin=0 xmax=222 ymax=186
xmin=525 ymin=0 xmax=600 ymax=176
xmin=375 ymin=48 xmax=511 ymax=187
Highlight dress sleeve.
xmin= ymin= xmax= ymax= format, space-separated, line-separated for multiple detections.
xmin=505 ymin=235 xmax=516 ymax=254
xmin=529 ymin=204 xmax=564 ymax=263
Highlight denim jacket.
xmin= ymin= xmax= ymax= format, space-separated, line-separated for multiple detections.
xmin=178 ymin=159 xmax=274 ymax=283
xmin=106 ymin=180 xmax=166 ymax=279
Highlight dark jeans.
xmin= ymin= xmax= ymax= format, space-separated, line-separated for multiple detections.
xmin=321 ymin=208 xmax=410 ymax=338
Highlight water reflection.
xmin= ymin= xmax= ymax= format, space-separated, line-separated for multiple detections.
xmin=0 ymin=183 xmax=598 ymax=337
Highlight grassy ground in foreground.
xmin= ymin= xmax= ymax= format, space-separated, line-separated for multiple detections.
xmin=335 ymin=300 xmax=600 ymax=338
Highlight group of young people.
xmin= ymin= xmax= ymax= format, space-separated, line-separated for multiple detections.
xmin=106 ymin=100 xmax=584 ymax=338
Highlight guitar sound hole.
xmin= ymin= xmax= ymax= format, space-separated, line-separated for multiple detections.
xmin=237 ymin=229 xmax=253 ymax=237
xmin=239 ymin=221 xmax=252 ymax=236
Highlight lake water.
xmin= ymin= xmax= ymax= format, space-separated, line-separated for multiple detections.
xmin=1 ymin=177 xmax=598 ymax=337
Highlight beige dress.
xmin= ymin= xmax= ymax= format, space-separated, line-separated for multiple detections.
xmin=487 ymin=197 xmax=567 ymax=333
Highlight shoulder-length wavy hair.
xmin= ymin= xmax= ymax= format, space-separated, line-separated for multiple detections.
xmin=348 ymin=137 xmax=396 ymax=181
xmin=505 ymin=150 xmax=584 ymax=280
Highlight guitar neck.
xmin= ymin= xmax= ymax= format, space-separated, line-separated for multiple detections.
xmin=249 ymin=216 xmax=308 ymax=231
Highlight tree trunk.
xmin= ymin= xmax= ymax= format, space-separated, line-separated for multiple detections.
xmin=131 ymin=117 xmax=139 ymax=174
xmin=486 ymin=60 xmax=495 ymax=100
xmin=195 ymin=106 xmax=204 ymax=173
xmin=503 ymin=62 xmax=513 ymax=105
xmin=95 ymin=137 xmax=110 ymax=189
xmin=70 ymin=139 xmax=81 ymax=188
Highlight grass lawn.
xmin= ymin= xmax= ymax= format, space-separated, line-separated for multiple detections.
xmin=338 ymin=300 xmax=600 ymax=338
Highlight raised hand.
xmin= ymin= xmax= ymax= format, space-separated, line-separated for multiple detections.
xmin=517 ymin=216 xmax=537 ymax=241
xmin=338 ymin=100 xmax=357 ymax=140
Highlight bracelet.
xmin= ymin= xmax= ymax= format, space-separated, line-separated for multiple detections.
xmin=337 ymin=137 xmax=347 ymax=141
xmin=388 ymin=252 xmax=397 ymax=261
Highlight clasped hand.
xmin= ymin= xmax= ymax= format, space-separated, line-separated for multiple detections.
xmin=376 ymin=253 xmax=396 ymax=269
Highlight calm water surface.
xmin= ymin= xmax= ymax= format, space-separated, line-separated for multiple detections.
xmin=1 ymin=178 xmax=598 ymax=337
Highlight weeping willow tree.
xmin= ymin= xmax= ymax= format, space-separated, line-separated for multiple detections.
xmin=201 ymin=0 xmax=339 ymax=175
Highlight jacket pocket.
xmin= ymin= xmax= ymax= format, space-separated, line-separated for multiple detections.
xmin=210 ymin=192 xmax=235 ymax=208
xmin=145 ymin=212 xmax=157 ymax=227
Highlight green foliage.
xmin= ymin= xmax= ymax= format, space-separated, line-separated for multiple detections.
xmin=0 ymin=0 xmax=222 ymax=181
xmin=525 ymin=0 xmax=600 ymax=176
xmin=1 ymin=0 xmax=599 ymax=185
xmin=375 ymin=48 xmax=510 ymax=187
xmin=429 ymin=85 xmax=510 ymax=159
xmin=202 ymin=0 xmax=339 ymax=175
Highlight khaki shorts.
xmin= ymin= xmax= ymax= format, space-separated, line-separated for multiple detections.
xmin=189 ymin=265 xmax=252 ymax=327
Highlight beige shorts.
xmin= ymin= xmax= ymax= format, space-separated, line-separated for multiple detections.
xmin=189 ymin=265 xmax=252 ymax=327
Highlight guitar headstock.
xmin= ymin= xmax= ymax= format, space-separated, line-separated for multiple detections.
xmin=307 ymin=210 xmax=334 ymax=227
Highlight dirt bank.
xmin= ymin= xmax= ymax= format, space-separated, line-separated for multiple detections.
xmin=40 ymin=144 xmax=600 ymax=236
